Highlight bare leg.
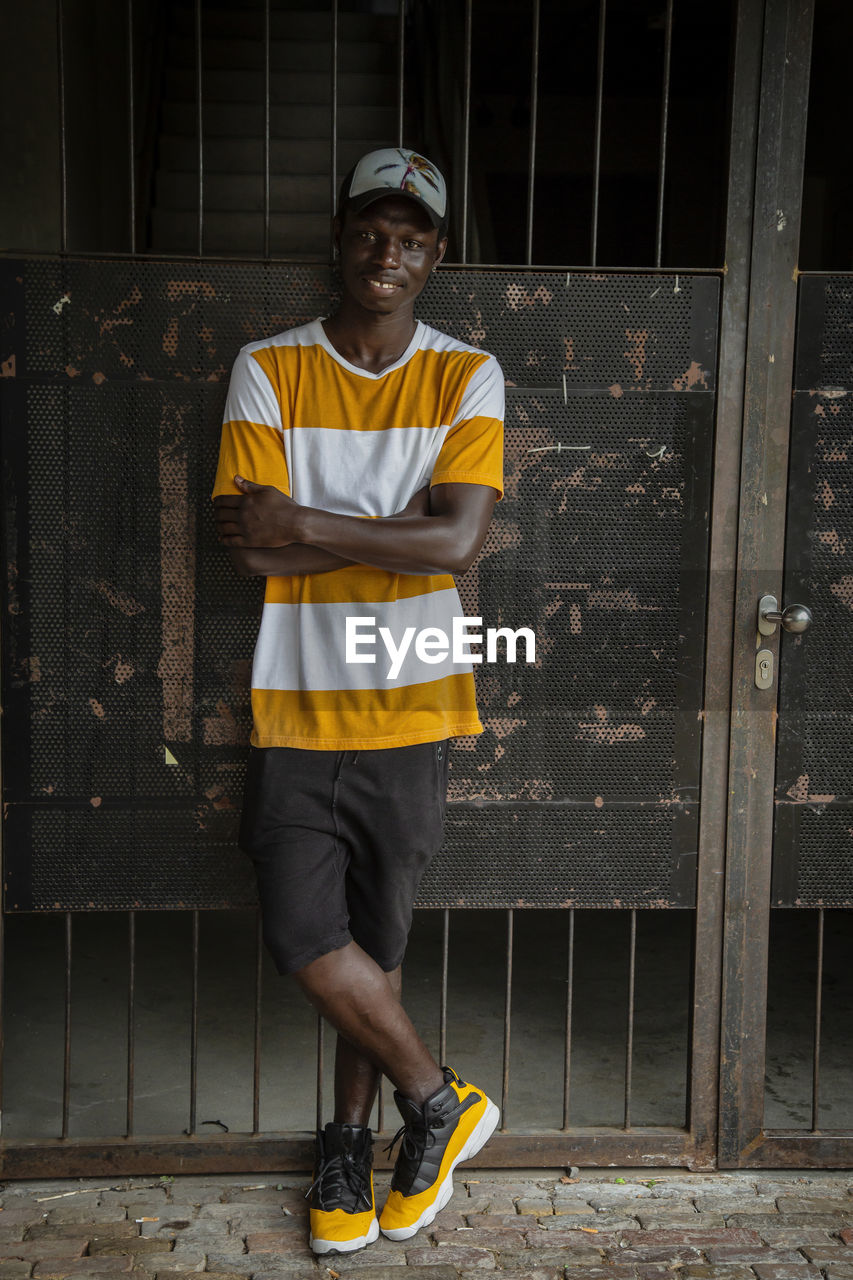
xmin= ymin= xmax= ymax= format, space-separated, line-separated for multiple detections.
xmin=295 ymin=942 xmax=443 ymax=1110
xmin=332 ymin=966 xmax=402 ymax=1125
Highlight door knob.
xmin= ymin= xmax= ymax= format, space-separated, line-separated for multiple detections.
xmin=757 ymin=593 xmax=813 ymax=636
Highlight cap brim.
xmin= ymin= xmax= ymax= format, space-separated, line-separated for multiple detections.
xmin=346 ymin=187 xmax=444 ymax=230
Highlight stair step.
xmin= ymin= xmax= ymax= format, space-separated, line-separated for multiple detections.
xmin=165 ymin=66 xmax=396 ymax=106
xmin=156 ymin=170 xmax=339 ymax=212
xmin=162 ymin=100 xmax=398 ymax=139
xmin=167 ymin=34 xmax=389 ymax=73
xmin=158 ymin=134 xmax=378 ymax=175
xmin=170 ymin=5 xmax=392 ymax=41
xmin=150 ymin=207 xmax=332 ymax=255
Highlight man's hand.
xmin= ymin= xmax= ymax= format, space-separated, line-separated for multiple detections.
xmin=213 ymin=475 xmax=304 ymax=547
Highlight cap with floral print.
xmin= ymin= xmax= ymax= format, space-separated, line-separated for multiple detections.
xmin=342 ymin=148 xmax=448 ymax=230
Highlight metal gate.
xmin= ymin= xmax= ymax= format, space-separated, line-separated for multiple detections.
xmin=719 ymin=267 xmax=853 ymax=1168
xmin=0 ymin=256 xmax=720 ymax=1174
xmin=0 ymin=0 xmax=850 ymax=1175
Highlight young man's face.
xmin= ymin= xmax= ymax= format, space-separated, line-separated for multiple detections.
xmin=334 ymin=195 xmax=447 ymax=315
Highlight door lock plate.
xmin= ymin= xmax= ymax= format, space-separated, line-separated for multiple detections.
xmin=755 ymin=648 xmax=774 ymax=689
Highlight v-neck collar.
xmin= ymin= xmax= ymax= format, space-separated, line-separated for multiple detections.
xmin=313 ymin=318 xmax=425 ymax=379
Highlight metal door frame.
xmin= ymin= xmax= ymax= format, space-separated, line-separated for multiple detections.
xmin=714 ymin=0 xmax=853 ymax=1168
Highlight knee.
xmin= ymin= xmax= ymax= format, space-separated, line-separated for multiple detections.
xmin=386 ymin=965 xmax=403 ymax=1000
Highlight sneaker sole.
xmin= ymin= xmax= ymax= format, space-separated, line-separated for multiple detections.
xmin=310 ymin=1215 xmax=380 ymax=1254
xmin=380 ymin=1097 xmax=500 ymax=1241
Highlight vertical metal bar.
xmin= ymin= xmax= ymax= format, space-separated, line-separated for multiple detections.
xmin=396 ymin=0 xmax=406 ymax=147
xmin=718 ymin=0 xmax=815 ymax=1166
xmin=0 ymin=676 xmax=5 ymax=1133
xmin=811 ymin=909 xmax=825 ymax=1132
xmin=188 ymin=911 xmax=199 ymax=1135
xmin=252 ymin=910 xmax=263 ymax=1135
xmin=624 ymin=910 xmax=636 ymax=1130
xmin=194 ymin=0 xmax=203 ymax=257
xmin=654 ymin=0 xmax=674 ymax=267
xmin=126 ymin=912 xmax=136 ymax=1137
xmin=56 ymin=0 xmax=68 ymax=253
xmin=316 ymin=1016 xmax=325 ymax=1132
xmin=0 ymin=869 xmax=4 ymax=1137
xmin=689 ymin=0 xmax=763 ymax=1167
xmin=439 ymin=908 xmax=449 ymax=1065
xmin=61 ymin=913 xmax=72 ymax=1139
xmin=590 ymin=0 xmax=606 ymax=267
xmin=377 ymin=1079 xmax=385 ymax=1134
xmin=524 ymin=0 xmax=541 ymax=265
xmin=330 ymin=0 xmax=338 ymax=251
xmin=501 ymin=909 xmax=513 ymax=1130
xmin=263 ymin=0 xmax=271 ymax=259
xmin=127 ymin=0 xmax=137 ymax=253
xmin=460 ymin=1 xmax=473 ymax=264
xmin=561 ymin=910 xmax=575 ymax=1131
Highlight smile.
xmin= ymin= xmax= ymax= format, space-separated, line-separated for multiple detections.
xmin=365 ymin=279 xmax=400 ymax=291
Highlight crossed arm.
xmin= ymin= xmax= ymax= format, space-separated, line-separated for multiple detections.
xmin=213 ymin=476 xmax=498 ymax=578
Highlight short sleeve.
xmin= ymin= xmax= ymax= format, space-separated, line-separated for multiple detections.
xmin=430 ymin=354 xmax=504 ymax=499
xmin=212 ymin=347 xmax=289 ymax=498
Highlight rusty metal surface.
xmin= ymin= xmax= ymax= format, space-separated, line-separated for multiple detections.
xmin=0 ymin=258 xmax=719 ymax=913
xmin=772 ymin=274 xmax=853 ymax=906
xmin=718 ymin=0 xmax=816 ymax=1169
xmin=686 ymin=0 xmax=764 ymax=1170
xmin=0 ymin=1127 xmax=702 ymax=1181
xmin=734 ymin=1133 xmax=853 ymax=1168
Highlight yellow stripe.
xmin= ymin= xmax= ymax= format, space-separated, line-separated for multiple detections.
xmin=212 ymin=419 xmax=289 ymax=496
xmin=264 ymin=567 xmax=455 ymax=606
xmin=257 ymin=345 xmax=491 ymax=432
xmin=251 ymin=675 xmax=481 ymax=749
xmin=432 ymin=415 xmax=503 ymax=497
xmin=250 ymin=345 xmax=283 ymax=401
xmin=431 ymin=470 xmax=503 ymax=499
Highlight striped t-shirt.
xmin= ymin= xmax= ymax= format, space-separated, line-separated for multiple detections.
xmin=213 ymin=318 xmax=504 ymax=750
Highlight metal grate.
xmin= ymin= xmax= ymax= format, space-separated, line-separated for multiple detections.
xmin=797 ymin=814 xmax=853 ymax=905
xmin=816 ymin=278 xmax=853 ymax=387
xmin=1 ymin=258 xmax=718 ymax=912
xmin=773 ymin=274 xmax=853 ymax=906
xmin=423 ymin=809 xmax=693 ymax=909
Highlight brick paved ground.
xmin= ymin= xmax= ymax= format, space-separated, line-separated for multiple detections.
xmin=0 ymin=1168 xmax=852 ymax=1279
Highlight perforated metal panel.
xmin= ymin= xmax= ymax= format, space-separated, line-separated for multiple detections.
xmin=772 ymin=274 xmax=853 ymax=907
xmin=0 ymin=259 xmax=719 ymax=910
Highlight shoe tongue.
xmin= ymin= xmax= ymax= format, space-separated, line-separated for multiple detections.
xmin=322 ymin=1122 xmax=368 ymax=1155
xmin=393 ymin=1092 xmax=427 ymax=1127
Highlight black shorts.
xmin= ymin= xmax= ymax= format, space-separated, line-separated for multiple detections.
xmin=239 ymin=741 xmax=449 ymax=975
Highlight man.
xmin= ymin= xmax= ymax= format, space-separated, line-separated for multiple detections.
xmin=213 ymin=148 xmax=504 ymax=1256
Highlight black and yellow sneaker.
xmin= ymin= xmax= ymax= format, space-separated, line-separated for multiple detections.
xmin=308 ymin=1122 xmax=379 ymax=1255
xmin=379 ymin=1067 xmax=499 ymax=1241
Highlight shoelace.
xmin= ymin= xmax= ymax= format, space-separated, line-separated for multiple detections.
xmin=384 ymin=1120 xmax=436 ymax=1163
xmin=306 ymin=1152 xmax=372 ymax=1211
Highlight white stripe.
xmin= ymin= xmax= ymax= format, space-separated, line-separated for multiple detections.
xmin=285 ymin=424 xmax=450 ymax=515
xmin=252 ymin=589 xmax=474 ymax=690
xmin=223 ymin=348 xmax=283 ymax=434
xmin=449 ymin=352 xmax=505 ymax=428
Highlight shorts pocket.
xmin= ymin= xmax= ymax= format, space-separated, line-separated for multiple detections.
xmin=435 ymin=740 xmax=449 ymax=822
